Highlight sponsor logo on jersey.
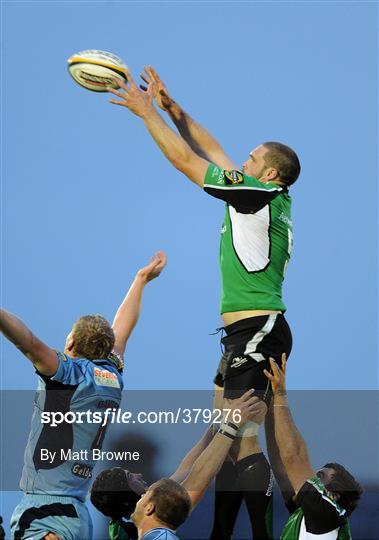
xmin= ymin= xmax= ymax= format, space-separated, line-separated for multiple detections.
xmin=224 ymin=170 xmax=244 ymax=185
xmin=230 ymin=356 xmax=248 ymax=368
xmin=221 ymin=223 xmax=227 ymax=234
xmin=278 ymin=212 xmax=293 ymax=227
xmin=71 ymin=462 xmax=93 ymax=479
xmin=212 ymin=167 xmax=222 ymax=178
xmin=94 ymin=367 xmax=120 ymax=388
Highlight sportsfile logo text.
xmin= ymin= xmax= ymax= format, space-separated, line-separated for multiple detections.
xmin=40 ymin=407 xmax=242 ymax=427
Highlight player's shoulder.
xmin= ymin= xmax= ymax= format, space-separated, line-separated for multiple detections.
xmin=141 ymin=528 xmax=179 ymax=540
xmin=297 ymin=475 xmax=347 ymax=529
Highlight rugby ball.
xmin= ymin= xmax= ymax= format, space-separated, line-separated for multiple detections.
xmin=67 ymin=49 xmax=127 ymax=92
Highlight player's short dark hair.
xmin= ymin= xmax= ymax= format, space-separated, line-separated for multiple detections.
xmin=72 ymin=315 xmax=115 ymax=360
xmin=90 ymin=468 xmax=140 ymax=519
xmin=150 ymin=478 xmax=191 ymax=529
xmin=323 ymin=462 xmax=363 ymax=517
xmin=262 ymin=141 xmax=301 ymax=186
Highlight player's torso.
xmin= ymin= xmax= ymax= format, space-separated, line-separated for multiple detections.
xmin=219 ymin=193 xmax=293 ymax=314
xmin=21 ymin=359 xmax=123 ymax=501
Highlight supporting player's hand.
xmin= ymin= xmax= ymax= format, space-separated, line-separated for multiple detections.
xmin=137 ymin=251 xmax=167 ymax=284
xmin=108 ymin=68 xmax=155 ymax=118
xmin=43 ymin=533 xmax=61 ymax=540
xmin=263 ymin=353 xmax=287 ymax=396
xmin=224 ymin=389 xmax=268 ymax=427
xmin=140 ymin=66 xmax=175 ymax=112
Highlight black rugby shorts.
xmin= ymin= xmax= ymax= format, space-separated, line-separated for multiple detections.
xmin=213 ymin=314 xmax=292 ymax=403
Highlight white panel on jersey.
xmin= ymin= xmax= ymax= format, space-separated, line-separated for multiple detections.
xmin=229 ymin=205 xmax=270 ymax=272
xmin=299 ymin=518 xmax=339 ymax=539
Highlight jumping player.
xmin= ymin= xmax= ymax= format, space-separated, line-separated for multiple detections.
xmin=90 ymin=390 xmax=268 ymax=539
xmin=264 ymin=355 xmax=362 ymax=539
xmin=108 ymin=67 xmax=300 ymax=538
xmin=1 ymin=251 xmax=166 ymax=540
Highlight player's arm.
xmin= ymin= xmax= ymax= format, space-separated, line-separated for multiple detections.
xmin=182 ymin=391 xmax=267 ymax=508
xmin=0 ymin=308 xmax=58 ymax=376
xmin=264 ymin=355 xmax=315 ymax=495
xmin=108 ymin=71 xmax=210 ymax=187
xmin=140 ymin=66 xmax=238 ymax=170
xmin=170 ymin=426 xmax=215 ymax=484
xmin=112 ymin=252 xmax=167 ymax=358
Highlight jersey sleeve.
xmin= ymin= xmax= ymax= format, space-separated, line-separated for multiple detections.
xmin=296 ymin=476 xmax=347 ymax=535
xmin=203 ymin=163 xmax=284 ymax=212
xmin=49 ymin=351 xmax=88 ymax=385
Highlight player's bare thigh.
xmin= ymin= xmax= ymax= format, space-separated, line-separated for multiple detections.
xmin=213 ymin=384 xmax=261 ymax=461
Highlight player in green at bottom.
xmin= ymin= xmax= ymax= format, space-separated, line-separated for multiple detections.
xmin=264 ymin=355 xmax=362 ymax=539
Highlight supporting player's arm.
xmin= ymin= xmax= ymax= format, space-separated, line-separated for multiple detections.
xmin=181 ymin=391 xmax=267 ymax=508
xmin=108 ymin=71 xmax=210 ymax=187
xmin=170 ymin=426 xmax=215 ymax=484
xmin=140 ymin=66 xmax=238 ymax=170
xmin=0 ymin=308 xmax=58 ymax=376
xmin=264 ymin=355 xmax=314 ymax=494
xmin=112 ymin=252 xmax=167 ymax=358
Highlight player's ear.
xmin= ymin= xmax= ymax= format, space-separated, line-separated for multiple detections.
xmin=145 ymin=501 xmax=155 ymax=517
xmin=66 ymin=336 xmax=75 ymax=353
xmin=265 ymin=167 xmax=279 ymax=181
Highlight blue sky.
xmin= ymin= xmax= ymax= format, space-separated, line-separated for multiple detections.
xmin=1 ymin=0 xmax=377 ymax=535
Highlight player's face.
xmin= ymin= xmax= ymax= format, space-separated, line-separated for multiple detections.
xmin=242 ymin=145 xmax=269 ymax=180
xmin=131 ymin=489 xmax=153 ymax=526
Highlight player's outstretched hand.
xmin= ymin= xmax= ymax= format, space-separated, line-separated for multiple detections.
xmin=108 ymin=68 xmax=154 ymax=118
xmin=137 ymin=251 xmax=167 ymax=284
xmin=225 ymin=389 xmax=268 ymax=427
xmin=263 ymin=353 xmax=287 ymax=395
xmin=140 ymin=66 xmax=175 ymax=112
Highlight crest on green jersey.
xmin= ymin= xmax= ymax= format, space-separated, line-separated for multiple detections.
xmin=225 ymin=170 xmax=244 ymax=185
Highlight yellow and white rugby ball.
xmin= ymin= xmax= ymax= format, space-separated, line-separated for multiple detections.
xmin=67 ymin=49 xmax=127 ymax=92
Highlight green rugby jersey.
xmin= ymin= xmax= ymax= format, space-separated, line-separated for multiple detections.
xmin=281 ymin=476 xmax=352 ymax=540
xmin=204 ymin=164 xmax=293 ymax=314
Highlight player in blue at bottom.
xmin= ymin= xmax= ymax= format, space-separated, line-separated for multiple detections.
xmin=90 ymin=390 xmax=267 ymax=539
xmin=0 ymin=251 xmax=166 ymax=540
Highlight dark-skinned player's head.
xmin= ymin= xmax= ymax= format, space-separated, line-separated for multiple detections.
xmin=317 ymin=463 xmax=363 ymax=517
xmin=131 ymin=478 xmax=191 ymax=530
xmin=242 ymin=142 xmax=300 ymax=187
xmin=90 ymin=468 xmax=147 ymax=519
xmin=64 ymin=315 xmax=115 ymax=360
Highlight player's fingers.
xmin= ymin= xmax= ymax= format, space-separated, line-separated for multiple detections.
xmin=244 ymin=396 xmax=261 ymax=409
xmin=115 ymin=75 xmax=130 ymax=91
xmin=125 ymin=68 xmax=137 ymax=88
xmin=156 ymin=250 xmax=167 ymax=263
xmin=281 ymin=353 xmax=287 ymax=372
xmin=108 ymin=87 xmax=128 ymax=98
xmin=150 ymin=66 xmax=161 ymax=82
xmin=269 ymin=357 xmax=280 ymax=375
xmin=239 ymin=388 xmax=255 ymax=403
xmin=109 ymin=99 xmax=128 ymax=106
xmin=140 ymin=73 xmax=150 ymax=85
xmin=263 ymin=368 xmax=274 ymax=381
